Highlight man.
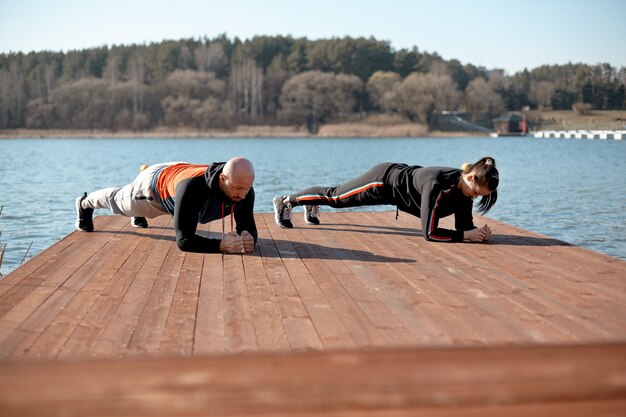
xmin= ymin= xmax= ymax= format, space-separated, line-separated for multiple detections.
xmin=75 ymin=157 xmax=257 ymax=254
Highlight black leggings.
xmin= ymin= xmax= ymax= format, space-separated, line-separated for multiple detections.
xmin=288 ymin=163 xmax=396 ymax=208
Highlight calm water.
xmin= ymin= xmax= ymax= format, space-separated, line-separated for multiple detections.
xmin=1 ymin=136 xmax=625 ymax=275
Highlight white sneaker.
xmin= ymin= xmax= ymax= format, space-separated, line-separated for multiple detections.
xmin=304 ymin=205 xmax=320 ymax=224
xmin=273 ymin=196 xmax=293 ymax=228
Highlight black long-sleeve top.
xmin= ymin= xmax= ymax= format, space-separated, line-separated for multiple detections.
xmin=154 ymin=162 xmax=257 ymax=253
xmin=385 ymin=165 xmax=476 ymax=242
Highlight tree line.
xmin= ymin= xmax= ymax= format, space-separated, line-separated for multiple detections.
xmin=1 ymin=35 xmax=624 ymax=132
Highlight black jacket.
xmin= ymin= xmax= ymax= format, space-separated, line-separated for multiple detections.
xmin=172 ymin=162 xmax=257 ymax=252
xmin=385 ymin=164 xmax=476 ymax=242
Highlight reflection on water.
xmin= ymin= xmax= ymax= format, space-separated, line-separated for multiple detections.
xmin=0 ymin=136 xmax=625 ymax=275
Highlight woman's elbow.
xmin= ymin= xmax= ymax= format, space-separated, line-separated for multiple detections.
xmin=176 ymin=237 xmax=191 ymax=252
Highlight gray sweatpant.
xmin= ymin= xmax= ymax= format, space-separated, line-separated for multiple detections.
xmin=82 ymin=162 xmax=180 ymax=218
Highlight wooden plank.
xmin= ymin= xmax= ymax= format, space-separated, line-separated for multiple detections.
xmin=0 ymin=343 xmax=623 ymax=417
xmin=125 ymin=237 xmax=183 ymax=356
xmin=222 ymin=252 xmax=258 ymax=352
xmin=55 ymin=220 xmax=150 ymax=359
xmin=194 ymin=251 xmax=226 ymax=354
xmin=428 ymin=216 xmax=626 ymax=339
xmin=356 ymin=212 xmax=591 ymax=344
xmin=335 ymin=214 xmax=469 ymax=331
xmin=328 ymin=212 xmax=502 ymax=346
xmin=0 ymin=217 xmax=120 ymax=324
xmin=0 ymin=286 xmax=59 ymax=331
xmin=0 ymin=328 xmax=39 ymax=360
xmin=257 ymin=217 xmax=324 ymax=351
xmin=263 ymin=216 xmax=360 ymax=349
xmin=289 ymin=223 xmax=394 ymax=348
xmin=91 ymin=221 xmax=172 ymax=358
xmin=24 ymin=214 xmax=170 ymax=360
xmin=159 ymin=251 xmax=204 ymax=356
xmin=428 ymin=230 xmax=614 ymax=341
xmin=21 ymin=291 xmax=102 ymax=360
xmin=385 ymin=211 xmax=626 ymax=340
xmin=288 ymin=220 xmax=418 ymax=347
xmin=1 ymin=212 xmax=625 ymax=364
xmin=239 ymin=218 xmax=291 ymax=352
xmin=0 ymin=284 xmax=39 ymax=320
xmin=29 ymin=216 xmax=126 ymax=289
xmin=484 ymin=249 xmax=626 ymax=333
xmin=0 ymin=230 xmax=81 ymax=288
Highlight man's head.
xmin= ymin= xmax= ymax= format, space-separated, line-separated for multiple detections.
xmin=219 ymin=157 xmax=255 ymax=202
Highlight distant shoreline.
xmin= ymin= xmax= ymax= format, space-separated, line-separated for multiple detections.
xmin=4 ymin=110 xmax=624 ymax=139
xmin=0 ymin=126 xmax=488 ymax=139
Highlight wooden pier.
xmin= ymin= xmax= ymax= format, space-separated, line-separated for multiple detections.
xmin=0 ymin=212 xmax=625 ymax=416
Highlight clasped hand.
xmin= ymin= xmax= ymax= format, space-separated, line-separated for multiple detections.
xmin=220 ymin=231 xmax=255 ymax=253
xmin=464 ymin=224 xmax=492 ymax=242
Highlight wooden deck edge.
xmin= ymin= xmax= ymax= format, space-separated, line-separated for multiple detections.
xmin=0 ymin=343 xmax=624 ymax=416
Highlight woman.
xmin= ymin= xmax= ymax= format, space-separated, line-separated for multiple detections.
xmin=273 ymin=156 xmax=499 ymax=243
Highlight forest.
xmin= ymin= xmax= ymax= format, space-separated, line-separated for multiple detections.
xmin=1 ymin=34 xmax=624 ymax=132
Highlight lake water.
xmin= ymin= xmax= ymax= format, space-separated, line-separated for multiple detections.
xmin=1 ymin=136 xmax=625 ymax=275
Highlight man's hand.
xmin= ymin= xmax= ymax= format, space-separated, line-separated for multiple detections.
xmin=240 ymin=230 xmax=255 ymax=253
xmin=220 ymin=231 xmax=243 ymax=253
xmin=464 ymin=224 xmax=492 ymax=242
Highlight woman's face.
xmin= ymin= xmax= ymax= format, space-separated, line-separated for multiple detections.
xmin=461 ymin=173 xmax=493 ymax=198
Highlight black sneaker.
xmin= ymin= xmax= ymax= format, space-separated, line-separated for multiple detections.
xmin=75 ymin=192 xmax=94 ymax=232
xmin=304 ymin=205 xmax=320 ymax=225
xmin=131 ymin=217 xmax=148 ymax=228
xmin=273 ymin=195 xmax=293 ymax=228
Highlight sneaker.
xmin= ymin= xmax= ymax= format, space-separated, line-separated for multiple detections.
xmin=273 ymin=195 xmax=293 ymax=228
xmin=75 ymin=192 xmax=94 ymax=232
xmin=131 ymin=217 xmax=148 ymax=228
xmin=304 ymin=205 xmax=320 ymax=225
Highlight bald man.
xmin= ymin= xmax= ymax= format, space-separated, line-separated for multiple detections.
xmin=75 ymin=158 xmax=257 ymax=254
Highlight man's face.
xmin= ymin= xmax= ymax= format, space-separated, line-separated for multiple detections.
xmin=220 ymin=172 xmax=253 ymax=202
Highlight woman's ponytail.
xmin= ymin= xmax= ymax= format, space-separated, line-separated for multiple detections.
xmin=466 ymin=156 xmax=499 ymax=214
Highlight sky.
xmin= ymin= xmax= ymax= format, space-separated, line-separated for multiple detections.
xmin=1 ymin=0 xmax=625 ymax=75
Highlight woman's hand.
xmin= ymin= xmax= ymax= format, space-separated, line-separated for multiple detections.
xmin=464 ymin=224 xmax=491 ymax=242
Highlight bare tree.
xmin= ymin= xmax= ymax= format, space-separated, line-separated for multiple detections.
xmin=279 ymin=71 xmax=363 ymax=132
xmin=44 ymin=63 xmax=56 ymax=107
xmin=130 ymin=54 xmax=146 ymax=115
xmin=464 ymin=77 xmax=505 ymax=123
xmin=618 ymin=67 xmax=626 ymax=87
xmin=530 ymin=80 xmax=555 ymax=110
xmin=161 ymin=70 xmax=231 ymax=128
xmin=366 ymin=71 xmax=401 ymax=111
xmin=0 ymin=70 xmax=12 ymax=127
xmin=0 ymin=64 xmax=25 ymax=128
xmin=12 ymin=64 xmax=23 ymax=125
xmin=25 ymin=98 xmax=48 ymax=128
xmin=231 ymin=59 xmax=264 ymax=121
xmin=179 ymin=45 xmax=193 ymax=69
xmin=390 ymin=72 xmax=460 ymax=123
xmin=430 ymin=73 xmax=461 ymax=110
xmin=488 ymin=69 xmax=507 ymax=90
xmin=265 ymin=54 xmax=289 ymax=117
xmin=53 ymin=78 xmax=109 ymax=128
xmin=429 ymin=61 xmax=450 ymax=77
xmin=102 ymin=55 xmax=120 ymax=86
xmin=195 ymin=43 xmax=228 ymax=74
